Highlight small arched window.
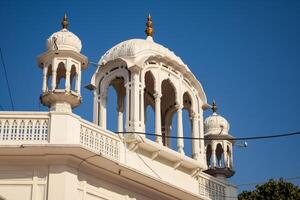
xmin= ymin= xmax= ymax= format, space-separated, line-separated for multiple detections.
xmin=56 ymin=62 xmax=66 ymax=89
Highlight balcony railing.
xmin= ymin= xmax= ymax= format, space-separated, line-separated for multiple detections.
xmin=79 ymin=119 xmax=120 ymax=161
xmin=198 ymin=175 xmax=226 ymax=200
xmin=0 ymin=112 xmax=49 ymax=143
xmin=0 ymin=111 xmax=236 ymax=200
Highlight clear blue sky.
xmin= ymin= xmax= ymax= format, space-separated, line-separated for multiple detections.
xmin=0 ymin=0 xmax=300 ymax=193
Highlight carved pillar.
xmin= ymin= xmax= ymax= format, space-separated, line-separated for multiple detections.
xmin=176 ymin=104 xmax=184 ymax=154
xmin=117 ymin=93 xmax=124 ymax=133
xmin=230 ymin=145 xmax=233 ymax=168
xmin=42 ymin=66 xmax=48 ymax=93
xmin=191 ymin=112 xmax=200 ymax=160
xmin=154 ymin=92 xmax=162 ymax=144
xmin=212 ymin=143 xmax=217 ymax=168
xmin=199 ymin=110 xmax=205 ymax=160
xmin=125 ymin=83 xmax=130 ymax=131
xmin=99 ymin=91 xmax=107 ymax=129
xmin=76 ymin=70 xmax=81 ymax=93
xmin=51 ymin=59 xmax=57 ymax=90
xmin=140 ymin=83 xmax=145 ymax=132
xmin=224 ymin=145 xmax=228 ymax=168
xmin=65 ymin=69 xmax=71 ymax=92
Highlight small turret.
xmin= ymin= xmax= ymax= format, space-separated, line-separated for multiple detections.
xmin=203 ymin=100 xmax=235 ymax=180
xmin=37 ymin=14 xmax=88 ymax=112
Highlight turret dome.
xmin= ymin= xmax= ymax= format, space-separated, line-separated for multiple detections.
xmin=47 ymin=29 xmax=82 ymax=52
xmin=46 ymin=14 xmax=82 ymax=53
xmin=204 ymin=113 xmax=230 ymax=135
xmin=204 ymin=101 xmax=230 ymax=135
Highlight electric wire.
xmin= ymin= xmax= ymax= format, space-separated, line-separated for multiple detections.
xmin=115 ymin=130 xmax=300 ymax=141
xmin=0 ymin=48 xmax=14 ymax=111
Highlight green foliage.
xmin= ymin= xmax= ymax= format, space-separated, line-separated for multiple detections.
xmin=238 ymin=178 xmax=300 ymax=200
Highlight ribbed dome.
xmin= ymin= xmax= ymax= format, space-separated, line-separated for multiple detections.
xmin=204 ymin=113 xmax=230 ymax=135
xmin=47 ymin=29 xmax=82 ymax=52
xmin=100 ymin=37 xmax=190 ymax=71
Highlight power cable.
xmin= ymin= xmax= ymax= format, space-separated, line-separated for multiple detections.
xmin=0 ymin=48 xmax=14 ymax=111
xmin=115 ymin=130 xmax=300 ymax=141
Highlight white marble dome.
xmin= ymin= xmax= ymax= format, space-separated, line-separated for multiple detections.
xmin=100 ymin=37 xmax=190 ymax=72
xmin=47 ymin=28 xmax=82 ymax=52
xmin=204 ymin=113 xmax=230 ymax=135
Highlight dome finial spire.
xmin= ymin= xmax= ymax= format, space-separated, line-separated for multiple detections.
xmin=212 ymin=99 xmax=217 ymax=113
xmin=145 ymin=14 xmax=153 ymax=37
xmin=61 ymin=13 xmax=69 ymax=29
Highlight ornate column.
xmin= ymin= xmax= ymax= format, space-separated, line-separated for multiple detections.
xmin=199 ymin=110 xmax=205 ymax=160
xmin=211 ymin=143 xmax=217 ymax=168
xmin=191 ymin=112 xmax=200 ymax=160
xmin=76 ymin=70 xmax=81 ymax=93
xmin=176 ymin=104 xmax=184 ymax=154
xmin=65 ymin=68 xmax=71 ymax=92
xmin=51 ymin=59 xmax=57 ymax=90
xmin=154 ymin=92 xmax=162 ymax=144
xmin=230 ymin=145 xmax=234 ymax=168
xmin=125 ymin=83 xmax=130 ymax=131
xmin=223 ymin=145 xmax=228 ymax=168
xmin=140 ymin=83 xmax=145 ymax=132
xmin=99 ymin=91 xmax=107 ymax=129
xmin=117 ymin=93 xmax=124 ymax=133
xmin=42 ymin=65 xmax=48 ymax=93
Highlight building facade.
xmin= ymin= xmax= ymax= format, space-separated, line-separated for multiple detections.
xmin=0 ymin=15 xmax=237 ymax=200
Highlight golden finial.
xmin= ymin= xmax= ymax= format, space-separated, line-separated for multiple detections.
xmin=212 ymin=99 xmax=217 ymax=113
xmin=61 ymin=14 xmax=69 ymax=29
xmin=145 ymin=14 xmax=153 ymax=37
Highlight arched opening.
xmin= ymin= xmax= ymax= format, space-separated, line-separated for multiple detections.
xmin=161 ymin=79 xmax=176 ymax=146
xmin=145 ymin=105 xmax=155 ymax=141
xmin=70 ymin=65 xmax=77 ymax=91
xmin=182 ymin=92 xmax=193 ymax=157
xmin=46 ymin=65 xmax=52 ymax=91
xmin=56 ymin=62 xmax=66 ymax=89
xmin=206 ymin=144 xmax=212 ymax=168
xmin=106 ymin=86 xmax=118 ymax=132
xmin=216 ymin=143 xmax=224 ymax=168
xmin=106 ymin=77 xmax=126 ymax=133
xmin=144 ymin=71 xmax=155 ymax=141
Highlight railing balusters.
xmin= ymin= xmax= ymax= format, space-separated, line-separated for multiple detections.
xmin=80 ymin=124 xmax=120 ymax=161
xmin=198 ymin=176 xmax=225 ymax=200
xmin=0 ymin=118 xmax=48 ymax=142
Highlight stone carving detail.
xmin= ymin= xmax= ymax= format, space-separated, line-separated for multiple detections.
xmin=80 ymin=124 xmax=120 ymax=161
xmin=0 ymin=118 xmax=48 ymax=141
xmin=47 ymin=29 xmax=82 ymax=52
xmin=198 ymin=176 xmax=225 ymax=200
xmin=100 ymin=39 xmax=186 ymax=67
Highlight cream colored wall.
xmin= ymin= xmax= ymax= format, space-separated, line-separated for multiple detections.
xmin=0 ymin=163 xmax=174 ymax=200
xmin=0 ymin=166 xmax=47 ymax=200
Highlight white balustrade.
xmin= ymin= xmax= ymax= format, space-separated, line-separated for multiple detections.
xmin=198 ymin=175 xmax=226 ymax=200
xmin=80 ymin=120 xmax=120 ymax=161
xmin=0 ymin=114 xmax=49 ymax=143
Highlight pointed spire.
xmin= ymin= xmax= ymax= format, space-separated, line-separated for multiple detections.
xmin=61 ymin=14 xmax=69 ymax=29
xmin=212 ymin=99 xmax=217 ymax=113
xmin=145 ymin=14 xmax=153 ymax=37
